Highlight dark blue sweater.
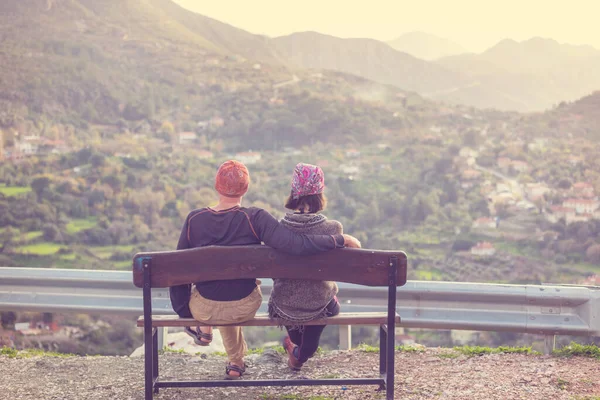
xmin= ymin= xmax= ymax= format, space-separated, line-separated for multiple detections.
xmin=170 ymin=205 xmax=344 ymax=318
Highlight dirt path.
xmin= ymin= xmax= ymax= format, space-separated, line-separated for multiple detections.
xmin=1 ymin=348 xmax=599 ymax=399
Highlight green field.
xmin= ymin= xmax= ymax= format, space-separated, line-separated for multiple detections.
xmin=14 ymin=242 xmax=63 ymax=255
xmin=90 ymin=244 xmax=136 ymax=259
xmin=65 ymin=218 xmax=97 ymax=234
xmin=0 ymin=184 xmax=31 ymax=197
xmin=23 ymin=231 xmax=43 ymax=241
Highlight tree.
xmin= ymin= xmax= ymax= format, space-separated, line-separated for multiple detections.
xmin=586 ymin=244 xmax=600 ymax=264
xmin=31 ymin=175 xmax=52 ymax=198
xmin=0 ymin=227 xmax=19 ymax=253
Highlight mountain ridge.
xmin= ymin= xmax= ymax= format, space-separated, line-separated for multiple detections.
xmin=387 ymin=31 xmax=468 ymax=60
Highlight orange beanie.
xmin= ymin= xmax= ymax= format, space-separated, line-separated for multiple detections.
xmin=215 ymin=160 xmax=250 ymax=198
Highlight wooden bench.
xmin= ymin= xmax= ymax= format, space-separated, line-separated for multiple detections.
xmin=133 ymin=245 xmax=407 ymax=400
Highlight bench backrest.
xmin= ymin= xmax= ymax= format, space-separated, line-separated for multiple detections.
xmin=132 ymin=245 xmax=407 ymax=288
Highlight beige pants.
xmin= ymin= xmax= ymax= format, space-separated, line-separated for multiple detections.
xmin=189 ymin=286 xmax=262 ymax=366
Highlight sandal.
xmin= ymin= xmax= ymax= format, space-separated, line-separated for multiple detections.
xmin=224 ymin=362 xmax=246 ymax=380
xmin=184 ymin=326 xmax=213 ymax=346
xmin=283 ymin=336 xmax=303 ymax=371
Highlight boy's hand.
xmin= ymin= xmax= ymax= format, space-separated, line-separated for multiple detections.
xmin=342 ymin=234 xmax=362 ymax=248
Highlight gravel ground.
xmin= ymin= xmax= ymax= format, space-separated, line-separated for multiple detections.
xmin=1 ymin=348 xmax=599 ymax=400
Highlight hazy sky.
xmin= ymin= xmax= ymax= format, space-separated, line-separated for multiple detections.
xmin=174 ymin=0 xmax=600 ymax=52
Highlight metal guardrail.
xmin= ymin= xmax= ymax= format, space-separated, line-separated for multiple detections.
xmin=1 ymin=267 xmax=599 ymax=353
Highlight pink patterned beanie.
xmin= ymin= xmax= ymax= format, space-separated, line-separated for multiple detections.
xmin=291 ymin=163 xmax=325 ymax=199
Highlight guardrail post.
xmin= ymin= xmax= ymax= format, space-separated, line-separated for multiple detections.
xmin=338 ymin=325 xmax=351 ymax=350
xmin=157 ymin=327 xmax=167 ymax=350
xmin=544 ymin=335 xmax=555 ymax=355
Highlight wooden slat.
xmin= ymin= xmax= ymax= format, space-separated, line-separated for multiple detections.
xmin=137 ymin=312 xmax=400 ymax=327
xmin=132 ymin=245 xmax=407 ymax=288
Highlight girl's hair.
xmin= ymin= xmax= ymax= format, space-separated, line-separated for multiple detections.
xmin=284 ymin=192 xmax=327 ymax=213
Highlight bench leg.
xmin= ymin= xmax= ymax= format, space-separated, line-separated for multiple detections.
xmin=144 ymin=326 xmax=153 ymax=400
xmin=152 ymin=328 xmax=159 ymax=394
xmin=142 ymin=260 xmax=154 ymax=400
xmin=379 ymin=324 xmax=387 ymax=390
xmin=386 ymin=324 xmax=395 ymax=400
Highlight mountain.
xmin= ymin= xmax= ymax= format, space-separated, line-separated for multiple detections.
xmin=437 ymin=38 xmax=600 ymax=111
xmin=272 ymin=32 xmax=469 ymax=95
xmin=0 ymin=0 xmax=432 ymax=150
xmin=387 ymin=31 xmax=468 ymax=60
xmin=131 ymin=0 xmax=287 ymax=65
xmin=0 ymin=0 xmax=295 ymax=126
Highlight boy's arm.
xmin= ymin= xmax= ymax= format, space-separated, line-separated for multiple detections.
xmin=169 ymin=215 xmax=194 ymax=318
xmin=253 ymin=209 xmax=358 ymax=255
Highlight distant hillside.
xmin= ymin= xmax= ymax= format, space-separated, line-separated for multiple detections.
xmin=0 ymin=0 xmax=436 ymax=150
xmin=387 ymin=31 xmax=468 ymax=60
xmin=137 ymin=0 xmax=287 ymax=65
xmin=437 ymin=38 xmax=600 ymax=111
xmin=540 ymin=91 xmax=600 ymax=139
xmin=0 ymin=0 xmax=294 ymax=127
xmin=272 ymin=32 xmax=470 ymax=95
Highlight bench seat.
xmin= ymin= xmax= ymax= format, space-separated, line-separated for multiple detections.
xmin=137 ymin=312 xmax=400 ymax=328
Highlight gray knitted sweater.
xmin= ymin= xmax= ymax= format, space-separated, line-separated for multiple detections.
xmin=268 ymin=213 xmax=341 ymax=325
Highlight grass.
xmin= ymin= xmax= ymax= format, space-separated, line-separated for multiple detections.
xmin=161 ymin=348 xmax=186 ymax=354
xmin=13 ymin=242 xmax=63 ymax=255
xmin=437 ymin=352 xmax=460 ymax=359
xmin=89 ymin=244 xmax=135 ymax=259
xmin=23 ymin=231 xmax=43 ymax=241
xmin=553 ymin=342 xmax=600 ymax=359
xmin=557 ymin=377 xmax=570 ymax=390
xmin=357 ymin=344 xmax=379 ymax=353
xmin=414 ymin=270 xmax=443 ymax=280
xmin=0 ymin=184 xmax=31 ymax=197
xmin=453 ymin=345 xmax=539 ymax=356
xmin=0 ymin=347 xmax=75 ymax=358
xmin=396 ymin=345 xmax=426 ymax=353
xmin=65 ymin=218 xmax=97 ymax=234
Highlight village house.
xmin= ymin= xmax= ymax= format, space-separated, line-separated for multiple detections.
xmin=235 ymin=151 xmax=262 ymax=165
xmin=497 ymin=157 xmax=512 ymax=170
xmin=496 ymin=182 xmax=511 ymax=193
xmin=568 ymin=155 xmax=583 ymax=166
xmin=567 ymin=213 xmax=594 ymax=224
xmin=581 ymin=275 xmax=600 ymax=286
xmin=461 ymin=169 xmax=481 ymax=180
xmin=209 ymin=116 xmax=225 ymax=128
xmin=339 ymin=164 xmax=360 ymax=175
xmin=345 ymin=149 xmax=361 ymax=158
xmin=511 ymin=160 xmax=530 ymax=173
xmin=459 ymin=147 xmax=478 ymax=158
xmin=178 ymin=132 xmax=197 ymax=145
xmin=525 ymin=183 xmax=551 ymax=200
xmin=572 ymin=182 xmax=595 ymax=198
xmin=471 ymin=242 xmax=496 ymax=256
xmin=563 ymin=198 xmax=600 ymax=214
xmin=527 ymin=138 xmax=548 ymax=152
xmin=196 ymin=121 xmax=209 ymax=131
xmin=472 ymin=217 xmax=497 ymax=229
xmin=546 ymin=205 xmax=576 ymax=223
xmin=16 ymin=138 xmax=40 ymax=155
xmin=196 ymin=150 xmax=213 ymax=160
xmin=491 ymin=192 xmax=516 ymax=205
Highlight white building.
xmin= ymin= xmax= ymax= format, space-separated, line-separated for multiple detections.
xmin=235 ymin=152 xmax=262 ymax=165
xmin=471 ymin=242 xmax=496 ymax=256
